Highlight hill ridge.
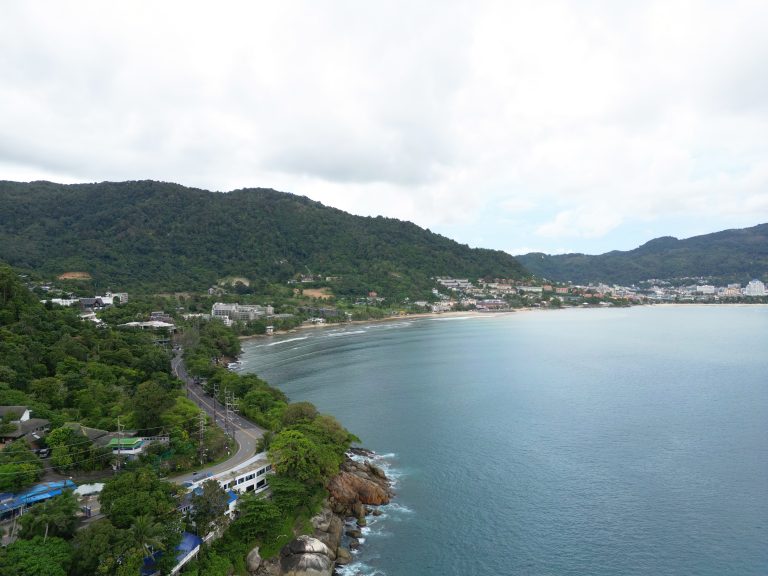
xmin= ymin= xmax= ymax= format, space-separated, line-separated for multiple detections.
xmin=517 ymin=223 xmax=768 ymax=285
xmin=0 ymin=180 xmax=527 ymax=297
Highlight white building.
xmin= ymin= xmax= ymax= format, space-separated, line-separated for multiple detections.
xmin=696 ymin=285 xmax=715 ymax=295
xmin=211 ymin=303 xmax=274 ymax=322
xmin=744 ymin=279 xmax=766 ymax=296
xmin=188 ymin=452 xmax=273 ymax=496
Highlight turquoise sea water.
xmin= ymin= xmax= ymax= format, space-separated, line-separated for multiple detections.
xmin=240 ymin=306 xmax=768 ymax=576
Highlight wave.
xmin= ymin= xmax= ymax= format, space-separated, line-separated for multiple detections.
xmin=266 ymin=336 xmax=309 ymax=346
xmin=335 ymin=562 xmax=387 ymax=576
xmin=326 ymin=329 xmax=368 ymax=337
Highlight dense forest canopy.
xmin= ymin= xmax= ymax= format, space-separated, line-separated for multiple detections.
xmin=517 ymin=223 xmax=768 ymax=285
xmin=0 ymin=180 xmax=527 ymax=297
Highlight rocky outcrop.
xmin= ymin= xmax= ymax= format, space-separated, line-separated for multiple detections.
xmin=279 ymin=536 xmax=334 ymax=576
xmin=310 ymin=505 xmax=343 ymax=560
xmin=327 ymin=458 xmax=392 ymax=518
xmin=246 ymin=547 xmax=262 ymax=574
xmin=261 ymin=451 xmax=393 ymax=576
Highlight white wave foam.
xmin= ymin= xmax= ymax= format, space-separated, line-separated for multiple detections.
xmin=267 ymin=336 xmax=309 ymax=346
xmin=335 ymin=561 xmax=387 ymax=576
xmin=326 ymin=329 xmax=367 ymax=337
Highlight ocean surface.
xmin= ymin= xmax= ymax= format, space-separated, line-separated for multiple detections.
xmin=240 ymin=306 xmax=768 ymax=576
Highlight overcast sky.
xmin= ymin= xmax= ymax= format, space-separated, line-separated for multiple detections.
xmin=2 ymin=1 xmax=767 ymax=255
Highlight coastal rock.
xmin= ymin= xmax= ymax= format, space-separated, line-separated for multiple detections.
xmin=310 ymin=506 xmax=342 ymax=560
xmin=246 ymin=547 xmax=262 ymax=574
xmin=345 ymin=528 xmax=362 ymax=539
xmin=335 ymin=547 xmax=352 ymax=565
xmin=279 ymin=536 xmax=334 ymax=576
xmin=327 ymin=466 xmax=391 ymax=517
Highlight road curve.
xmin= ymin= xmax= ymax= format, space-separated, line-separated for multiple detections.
xmin=171 ymin=349 xmax=266 ymax=484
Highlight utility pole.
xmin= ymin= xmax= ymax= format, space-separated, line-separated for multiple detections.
xmin=116 ymin=416 xmax=123 ymax=473
xmin=213 ymin=382 xmax=219 ymax=425
xmin=198 ymin=410 xmax=207 ymax=467
xmin=224 ymin=390 xmax=238 ymax=440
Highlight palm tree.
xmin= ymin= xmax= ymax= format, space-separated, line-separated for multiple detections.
xmin=19 ymin=491 xmax=78 ymax=541
xmin=128 ymin=514 xmax=165 ymax=555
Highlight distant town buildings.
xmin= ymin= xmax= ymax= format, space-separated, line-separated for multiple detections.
xmin=211 ymin=302 xmax=274 ymax=323
xmin=745 ymin=279 xmax=767 ymax=296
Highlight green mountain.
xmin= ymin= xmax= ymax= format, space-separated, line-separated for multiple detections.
xmin=517 ymin=223 xmax=768 ymax=285
xmin=0 ymin=180 xmax=526 ymax=296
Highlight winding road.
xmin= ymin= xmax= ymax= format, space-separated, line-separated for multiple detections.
xmin=171 ymin=349 xmax=266 ymax=484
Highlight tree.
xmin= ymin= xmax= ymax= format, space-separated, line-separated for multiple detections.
xmin=230 ymin=493 xmax=281 ymax=542
xmin=70 ymin=520 xmax=124 ymax=576
xmin=281 ymin=401 xmax=318 ymax=426
xmin=0 ymin=441 xmax=43 ymax=491
xmin=127 ymin=514 xmax=164 ymax=555
xmin=131 ymin=380 xmax=176 ymax=432
xmin=99 ymin=467 xmax=180 ymax=529
xmin=19 ymin=491 xmax=79 ymax=541
xmin=191 ymin=479 xmax=229 ymax=536
xmin=268 ymin=429 xmax=336 ymax=486
xmin=0 ymin=536 xmax=72 ymax=576
xmin=267 ymin=475 xmax=311 ymax=515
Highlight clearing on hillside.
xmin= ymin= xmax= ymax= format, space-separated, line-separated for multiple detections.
xmin=302 ymin=287 xmax=334 ymax=299
xmin=57 ymin=271 xmax=92 ymax=280
xmin=219 ymin=276 xmax=250 ymax=286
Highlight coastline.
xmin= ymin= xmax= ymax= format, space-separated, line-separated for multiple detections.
xmin=237 ymin=302 xmax=768 ymax=343
xmin=238 ymin=309 xmax=524 ymax=341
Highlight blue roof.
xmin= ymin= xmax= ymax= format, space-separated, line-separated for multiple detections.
xmin=227 ymin=490 xmax=238 ymax=505
xmin=178 ymin=532 xmax=203 ymax=554
xmin=141 ymin=531 xmax=203 ymax=575
xmin=0 ymin=480 xmax=76 ymax=514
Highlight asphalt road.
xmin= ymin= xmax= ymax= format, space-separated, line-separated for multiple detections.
xmin=171 ymin=349 xmax=266 ymax=484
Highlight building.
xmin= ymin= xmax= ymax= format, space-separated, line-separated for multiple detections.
xmin=188 ymin=452 xmax=273 ymax=496
xmin=211 ymin=303 xmax=274 ymax=322
xmin=744 ymin=279 xmax=766 ymax=296
xmin=0 ymin=406 xmax=50 ymax=446
xmin=0 ymin=480 xmax=77 ymax=519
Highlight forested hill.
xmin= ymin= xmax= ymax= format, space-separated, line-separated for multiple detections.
xmin=0 ymin=180 xmax=526 ymax=296
xmin=517 ymin=223 xmax=768 ymax=285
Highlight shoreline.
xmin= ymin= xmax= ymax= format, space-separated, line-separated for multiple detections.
xmin=238 ymin=309 xmax=524 ymax=341
xmin=237 ymin=301 xmax=768 ymax=342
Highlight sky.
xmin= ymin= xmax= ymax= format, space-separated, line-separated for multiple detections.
xmin=1 ymin=1 xmax=767 ymax=256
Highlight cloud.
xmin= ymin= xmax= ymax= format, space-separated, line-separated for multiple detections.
xmin=537 ymin=207 xmax=624 ymax=239
xmin=1 ymin=0 xmax=767 ymax=254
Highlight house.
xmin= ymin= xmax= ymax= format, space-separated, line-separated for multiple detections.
xmin=0 ymin=406 xmax=50 ymax=447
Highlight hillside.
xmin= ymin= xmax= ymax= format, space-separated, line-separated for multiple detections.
xmin=517 ymin=224 xmax=768 ymax=285
xmin=0 ymin=180 xmax=527 ymax=296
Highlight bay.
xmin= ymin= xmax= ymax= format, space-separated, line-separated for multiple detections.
xmin=240 ymin=306 xmax=768 ymax=576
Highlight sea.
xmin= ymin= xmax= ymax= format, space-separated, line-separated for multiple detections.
xmin=239 ymin=306 xmax=768 ymax=576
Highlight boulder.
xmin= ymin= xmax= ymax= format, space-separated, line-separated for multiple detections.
xmin=327 ymin=470 xmax=390 ymax=517
xmin=345 ymin=528 xmax=362 ymax=539
xmin=311 ymin=506 xmax=343 ymax=557
xmin=335 ymin=547 xmax=353 ymax=565
xmin=348 ymin=538 xmax=360 ymax=550
xmin=246 ymin=547 xmax=262 ymax=574
xmin=279 ymin=536 xmax=334 ymax=576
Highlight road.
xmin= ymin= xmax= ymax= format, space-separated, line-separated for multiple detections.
xmin=171 ymin=349 xmax=266 ymax=484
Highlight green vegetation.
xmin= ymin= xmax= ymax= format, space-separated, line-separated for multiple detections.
xmin=0 ymin=180 xmax=527 ymax=299
xmin=517 ymin=223 xmax=768 ymax=285
xmin=180 ymin=319 xmax=357 ymax=573
xmin=0 ymin=263 xmax=358 ymax=574
xmin=0 ymin=264 xmax=229 ymax=487
xmin=19 ymin=491 xmax=80 ymax=541
xmin=0 ymin=536 xmax=73 ymax=576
